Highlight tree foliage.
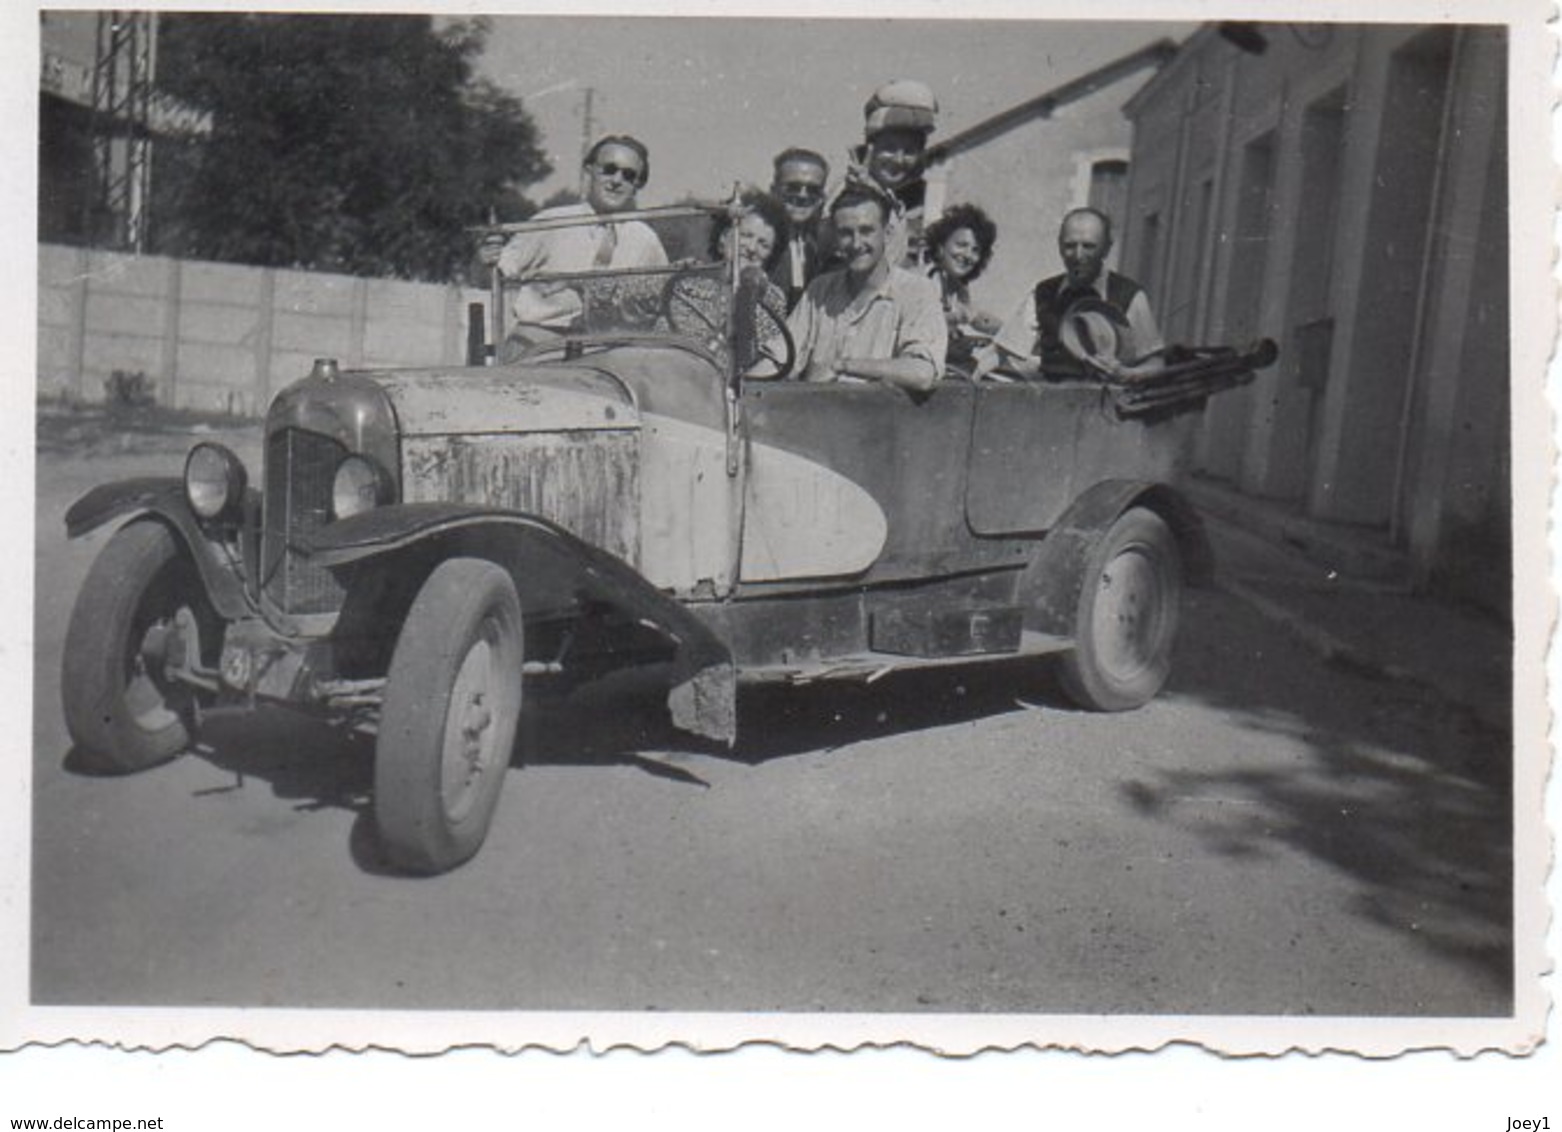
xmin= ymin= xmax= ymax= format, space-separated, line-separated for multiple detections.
xmin=152 ymin=14 xmax=550 ymax=282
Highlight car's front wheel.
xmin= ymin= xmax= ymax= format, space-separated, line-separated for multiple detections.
xmin=374 ymin=558 xmax=525 ymax=875
xmin=62 ymin=520 xmax=210 ymax=772
xmin=1058 ymin=506 xmax=1182 ymax=712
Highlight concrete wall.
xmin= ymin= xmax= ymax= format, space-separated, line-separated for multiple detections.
xmin=38 ymin=244 xmax=486 ymax=417
xmin=1122 ymin=24 xmax=1510 ymax=616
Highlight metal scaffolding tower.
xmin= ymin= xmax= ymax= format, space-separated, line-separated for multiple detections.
xmin=87 ymin=10 xmax=154 ymax=251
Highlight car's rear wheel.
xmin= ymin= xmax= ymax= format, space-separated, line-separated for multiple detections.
xmin=1058 ymin=507 xmax=1182 ymax=712
xmin=375 ymin=558 xmax=524 ymax=875
xmin=62 ymin=520 xmax=209 ymax=772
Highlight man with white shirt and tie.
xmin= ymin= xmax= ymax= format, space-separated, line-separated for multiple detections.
xmin=766 ymin=147 xmax=830 ymax=311
xmin=480 ymin=134 xmax=668 ymax=359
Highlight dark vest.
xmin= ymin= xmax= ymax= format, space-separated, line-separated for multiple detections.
xmin=1033 ymin=272 xmax=1143 ymax=377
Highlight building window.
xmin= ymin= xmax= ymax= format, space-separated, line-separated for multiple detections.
xmin=1137 ymin=210 xmax=1162 ymax=299
xmin=1087 ymin=159 xmax=1130 ymax=233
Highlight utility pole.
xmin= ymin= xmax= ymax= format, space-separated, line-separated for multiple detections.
xmin=579 ymin=86 xmax=597 ymax=166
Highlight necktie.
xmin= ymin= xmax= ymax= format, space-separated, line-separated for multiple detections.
xmin=594 ymin=223 xmax=618 ymax=267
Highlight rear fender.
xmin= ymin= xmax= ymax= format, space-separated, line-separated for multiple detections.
xmin=64 ymin=478 xmax=256 ymax=621
xmin=304 ymin=503 xmax=736 ymax=745
xmin=1018 ymin=480 xmax=1212 ymax=637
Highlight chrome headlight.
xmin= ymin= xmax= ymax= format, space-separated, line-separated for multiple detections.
xmin=331 ymin=454 xmax=390 ymax=520
xmin=184 ymin=443 xmax=248 ymax=522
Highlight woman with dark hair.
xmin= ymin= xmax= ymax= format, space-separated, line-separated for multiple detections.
xmin=921 ymin=202 xmax=1000 ymax=377
xmin=665 ymin=192 xmax=794 ymax=375
xmin=707 ymin=191 xmax=791 ymax=276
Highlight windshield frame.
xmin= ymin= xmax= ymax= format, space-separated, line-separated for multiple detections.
xmin=483 ymin=203 xmax=747 ymax=371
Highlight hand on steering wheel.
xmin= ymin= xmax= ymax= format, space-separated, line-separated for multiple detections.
xmin=663 ymin=268 xmax=796 ymax=380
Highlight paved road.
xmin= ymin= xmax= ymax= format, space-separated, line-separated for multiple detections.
xmin=29 ymin=427 xmax=1512 ymax=1018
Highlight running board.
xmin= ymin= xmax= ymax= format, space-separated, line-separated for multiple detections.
xmin=739 ymin=629 xmax=1072 ymax=686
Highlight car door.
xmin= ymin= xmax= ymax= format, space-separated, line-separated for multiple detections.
xmin=737 ymin=380 xmax=1017 ymax=586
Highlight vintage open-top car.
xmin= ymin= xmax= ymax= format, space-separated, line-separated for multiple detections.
xmin=61 ymin=203 xmax=1274 ymax=874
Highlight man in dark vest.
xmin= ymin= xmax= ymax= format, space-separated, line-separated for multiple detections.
xmin=975 ymin=207 xmax=1164 ymax=381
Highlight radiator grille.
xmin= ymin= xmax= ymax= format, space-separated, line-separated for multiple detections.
xmin=263 ymin=429 xmax=347 ymax=615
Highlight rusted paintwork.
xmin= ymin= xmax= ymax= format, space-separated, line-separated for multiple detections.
xmin=372 ymin=366 xmax=637 ymax=437
xmin=402 ymin=432 xmax=641 ymax=567
xmin=636 ymin=411 xmax=735 ymax=594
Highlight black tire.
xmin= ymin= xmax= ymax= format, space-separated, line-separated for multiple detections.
xmin=1058 ymin=507 xmax=1182 ymax=712
xmin=61 ymin=520 xmax=207 ymax=772
xmin=375 ymin=558 xmax=524 ymax=875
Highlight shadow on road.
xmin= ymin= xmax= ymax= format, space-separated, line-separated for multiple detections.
xmin=1127 ymin=589 xmax=1513 ymax=1008
xmin=520 ymin=656 xmax=1074 ymax=769
xmin=47 ymin=583 xmax=1513 ymax=1004
xmin=54 ymin=659 xmax=1075 ymax=876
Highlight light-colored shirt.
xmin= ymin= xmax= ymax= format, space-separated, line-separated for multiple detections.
xmin=787 ymin=265 xmax=948 ymax=380
xmin=497 ymin=202 xmax=668 ymax=334
xmin=989 ymin=269 xmax=1163 ymax=366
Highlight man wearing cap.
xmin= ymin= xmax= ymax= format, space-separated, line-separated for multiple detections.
xmin=784 ymin=185 xmax=946 ymax=393
xmin=975 ymin=207 xmax=1164 ymax=381
xmin=480 ymin=134 xmax=668 ymax=359
xmin=846 ymin=79 xmax=939 ymax=268
xmin=768 ymin=147 xmax=830 ymax=311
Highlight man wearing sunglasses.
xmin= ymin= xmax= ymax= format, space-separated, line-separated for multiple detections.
xmin=767 ymin=147 xmax=830 ymax=310
xmin=481 ymin=134 xmax=668 ymax=357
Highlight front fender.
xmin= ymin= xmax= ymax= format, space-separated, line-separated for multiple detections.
xmin=64 ymin=479 xmax=256 ymax=621
xmin=1017 ymin=480 xmax=1213 ymax=638
xmin=65 ymin=477 xmax=182 ymax=540
xmin=304 ymin=503 xmax=736 ymax=745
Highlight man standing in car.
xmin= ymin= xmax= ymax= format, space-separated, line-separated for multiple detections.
xmin=846 ymin=79 xmax=939 ymax=268
xmin=975 ymin=207 xmax=1163 ymax=381
xmin=785 ymin=185 xmax=946 ymax=393
xmin=767 ymin=147 xmax=830 ymax=310
xmin=480 ymin=134 xmax=668 ymax=358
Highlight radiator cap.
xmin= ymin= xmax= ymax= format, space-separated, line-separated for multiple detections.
xmin=310 ymin=357 xmax=340 ymax=381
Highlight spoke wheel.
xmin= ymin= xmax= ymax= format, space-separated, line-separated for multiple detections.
xmin=1058 ymin=507 xmax=1182 ymax=712
xmin=741 ymin=280 xmax=797 ymax=379
xmin=62 ymin=521 xmax=209 ymax=772
xmin=663 ymin=270 xmax=796 ymax=379
xmin=375 ymin=559 xmax=524 ymax=875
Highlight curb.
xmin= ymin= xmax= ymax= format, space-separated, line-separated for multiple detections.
xmin=1183 ymin=480 xmax=1408 ymax=583
xmin=1214 ymin=575 xmax=1510 ymax=734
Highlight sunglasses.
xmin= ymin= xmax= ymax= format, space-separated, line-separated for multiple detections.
xmin=592 ymin=161 xmax=642 ymax=183
xmin=780 ymin=181 xmax=825 ymax=200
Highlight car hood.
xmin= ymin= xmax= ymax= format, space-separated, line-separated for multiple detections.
xmin=370 ymin=365 xmax=639 ymax=438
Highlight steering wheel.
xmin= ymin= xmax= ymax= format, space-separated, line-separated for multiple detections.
xmin=663 ymin=269 xmax=796 ymax=380
xmin=741 ymin=278 xmax=797 ymax=380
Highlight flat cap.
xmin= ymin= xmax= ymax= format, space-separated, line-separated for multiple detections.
xmin=864 ymin=79 xmax=938 ymax=136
